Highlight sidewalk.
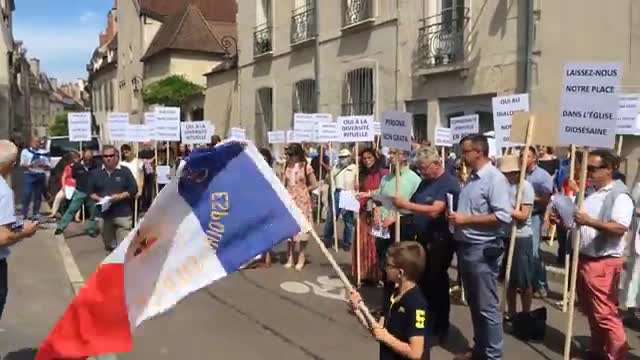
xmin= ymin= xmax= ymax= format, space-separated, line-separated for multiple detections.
xmin=0 ymin=228 xmax=74 ymax=359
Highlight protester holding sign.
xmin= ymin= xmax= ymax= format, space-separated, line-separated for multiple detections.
xmin=375 ymin=149 xmax=421 ymax=315
xmin=283 ymin=143 xmax=318 ymax=270
xmin=390 ymin=146 xmax=460 ymax=343
xmin=522 ymin=147 xmax=554 ymax=298
xmin=354 ymin=148 xmax=388 ymax=284
xmin=323 ymin=149 xmax=358 ymax=251
xmin=138 ymin=142 xmax=156 ymax=212
xmin=496 ymin=155 xmax=535 ymax=320
xmin=551 ymin=149 xmax=632 ymax=359
xmin=448 ymin=134 xmax=512 ymax=360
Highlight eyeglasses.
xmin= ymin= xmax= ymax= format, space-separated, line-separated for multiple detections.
xmin=587 ymin=165 xmax=607 ymax=173
xmin=103 ymin=154 xmax=116 ymax=159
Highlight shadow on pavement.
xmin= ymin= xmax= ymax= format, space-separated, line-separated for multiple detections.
xmin=5 ymin=348 xmax=37 ymax=360
xmin=439 ymin=325 xmax=471 ymax=354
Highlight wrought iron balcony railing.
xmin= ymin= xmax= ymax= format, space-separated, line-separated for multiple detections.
xmin=418 ymin=6 xmax=469 ymax=68
xmin=343 ymin=0 xmax=373 ymax=28
xmin=291 ymin=4 xmax=316 ymax=44
xmin=254 ymin=23 xmax=273 ymax=57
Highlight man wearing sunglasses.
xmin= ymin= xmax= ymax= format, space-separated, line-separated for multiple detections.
xmin=88 ymin=145 xmax=137 ymax=252
xmin=569 ymin=149 xmax=633 ymax=359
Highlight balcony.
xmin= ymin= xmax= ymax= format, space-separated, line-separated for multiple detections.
xmin=253 ymin=23 xmax=273 ymax=57
xmin=417 ymin=6 xmax=469 ymax=73
xmin=342 ymin=0 xmax=373 ymax=29
xmin=291 ymin=4 xmax=316 ymax=45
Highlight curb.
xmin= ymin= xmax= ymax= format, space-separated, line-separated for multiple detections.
xmin=53 ymin=232 xmax=119 ymax=360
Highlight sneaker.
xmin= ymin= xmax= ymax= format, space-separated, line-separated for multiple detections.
xmin=87 ymin=231 xmax=98 ymax=238
xmin=54 ymin=229 xmax=63 ymax=236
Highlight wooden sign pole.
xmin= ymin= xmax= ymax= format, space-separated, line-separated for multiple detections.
xmin=154 ymin=142 xmax=159 ymax=196
xmin=563 ymin=148 xmax=589 ymax=360
xmin=616 ymin=135 xmax=624 ymax=156
xmin=330 ymin=143 xmax=339 ymax=252
xmin=562 ymin=144 xmax=577 ymax=313
xmin=79 ymin=141 xmax=85 ymax=223
xmin=316 ymin=145 xmax=324 ymax=225
xmin=501 ymin=115 xmax=535 ymax=311
xmin=355 ymin=143 xmax=361 ymax=286
xmin=394 ymin=154 xmax=401 ymax=243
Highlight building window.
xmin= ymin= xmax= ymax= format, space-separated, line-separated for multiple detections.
xmin=291 ymin=0 xmax=315 ymax=44
xmin=255 ymin=87 xmax=273 ymax=145
xmin=254 ymin=0 xmax=273 ymax=56
xmin=343 ymin=0 xmax=373 ymax=28
xmin=418 ymin=1 xmax=468 ymax=68
xmin=341 ymin=67 xmax=374 ymax=115
xmin=292 ymin=79 xmax=317 ymax=120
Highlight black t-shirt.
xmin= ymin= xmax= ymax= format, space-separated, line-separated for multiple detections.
xmin=71 ymin=160 xmax=96 ymax=194
xmin=411 ymin=172 xmax=460 ymax=239
xmin=88 ymin=167 xmax=138 ymax=218
xmin=381 ymin=286 xmax=430 ymax=360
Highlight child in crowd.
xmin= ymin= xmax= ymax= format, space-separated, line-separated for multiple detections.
xmin=350 ymin=241 xmax=430 ymax=360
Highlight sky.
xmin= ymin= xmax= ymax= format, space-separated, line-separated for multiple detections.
xmin=13 ymin=0 xmax=114 ymax=82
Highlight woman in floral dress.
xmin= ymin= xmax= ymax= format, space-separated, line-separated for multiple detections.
xmin=283 ymin=143 xmax=318 ymax=270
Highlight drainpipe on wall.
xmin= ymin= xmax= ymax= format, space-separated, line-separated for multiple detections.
xmin=522 ymin=0 xmax=534 ymax=98
xmin=314 ymin=0 xmax=321 ymax=113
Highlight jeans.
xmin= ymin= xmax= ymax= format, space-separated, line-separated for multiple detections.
xmin=0 ymin=259 xmax=6 ymax=320
xmin=323 ymin=190 xmax=354 ymax=249
xmin=21 ymin=173 xmax=46 ymax=217
xmin=531 ymin=214 xmax=548 ymax=291
xmin=458 ymin=240 xmax=504 ymax=360
xmin=102 ymin=216 xmax=133 ymax=250
xmin=56 ymin=191 xmax=97 ymax=233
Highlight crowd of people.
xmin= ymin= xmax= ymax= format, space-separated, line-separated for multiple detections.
xmin=0 ymin=132 xmax=638 ymax=360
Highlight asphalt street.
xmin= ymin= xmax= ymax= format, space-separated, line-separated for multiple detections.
xmin=3 ymin=222 xmax=640 ymax=359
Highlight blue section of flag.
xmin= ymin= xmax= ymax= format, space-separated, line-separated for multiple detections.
xmin=177 ymin=142 xmax=301 ymax=272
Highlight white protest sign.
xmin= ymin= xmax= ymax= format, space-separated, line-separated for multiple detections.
xmin=617 ymin=94 xmax=640 ymax=135
xmin=293 ymin=113 xmax=316 ymax=142
xmin=286 ymin=130 xmax=301 ymax=143
xmin=204 ymin=121 xmax=215 ymax=139
xmin=434 ymin=127 xmax=452 ymax=147
xmin=314 ymin=113 xmax=333 ymax=141
xmin=126 ymin=124 xmax=151 ymax=142
xmin=67 ymin=112 xmax=91 ymax=142
xmin=373 ymin=121 xmax=382 ymax=136
xmin=268 ymin=130 xmax=286 ymax=144
xmin=154 ymin=107 xmax=181 ymax=141
xmin=180 ymin=122 xmax=210 ymax=144
xmin=144 ymin=112 xmax=157 ymax=141
xmin=492 ymin=93 xmax=529 ymax=149
xmin=450 ymin=114 xmax=479 ymax=143
xmin=156 ymin=165 xmax=171 ymax=185
xmin=381 ymin=112 xmax=413 ymax=151
xmin=228 ymin=127 xmax=246 ymax=141
xmin=108 ymin=112 xmax=130 ymax=142
xmin=336 ymin=115 xmax=375 ymax=143
xmin=559 ymin=62 xmax=622 ymax=148
xmin=316 ymin=122 xmax=338 ymax=143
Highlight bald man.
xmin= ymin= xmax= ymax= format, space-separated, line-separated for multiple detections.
xmin=0 ymin=140 xmax=38 ymax=319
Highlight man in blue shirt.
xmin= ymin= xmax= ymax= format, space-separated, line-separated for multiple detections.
xmin=392 ymin=146 xmax=460 ymax=344
xmin=19 ymin=136 xmax=51 ymax=220
xmin=448 ymin=135 xmax=512 ymax=360
xmin=522 ymin=146 xmax=553 ymax=298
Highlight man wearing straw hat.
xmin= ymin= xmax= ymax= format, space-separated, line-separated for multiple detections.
xmin=554 ymin=149 xmax=633 ymax=359
xmin=448 ymin=134 xmax=512 ymax=360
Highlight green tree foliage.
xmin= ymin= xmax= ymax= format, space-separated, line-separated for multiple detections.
xmin=142 ymin=75 xmax=204 ymax=107
xmin=49 ymin=111 xmax=69 ymax=136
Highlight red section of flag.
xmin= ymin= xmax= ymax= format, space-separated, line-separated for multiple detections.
xmin=36 ymin=263 xmax=132 ymax=360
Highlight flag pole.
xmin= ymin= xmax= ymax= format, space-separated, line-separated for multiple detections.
xmin=394 ymin=152 xmax=400 ymax=243
xmin=316 ymin=145 xmax=324 ymax=225
xmin=563 ymin=148 xmax=589 ymax=360
xmin=308 ymin=227 xmax=376 ymax=326
xmin=500 ymin=115 xmax=535 ymax=312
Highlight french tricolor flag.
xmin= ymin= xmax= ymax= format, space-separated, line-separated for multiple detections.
xmin=36 ymin=142 xmax=310 ymax=359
